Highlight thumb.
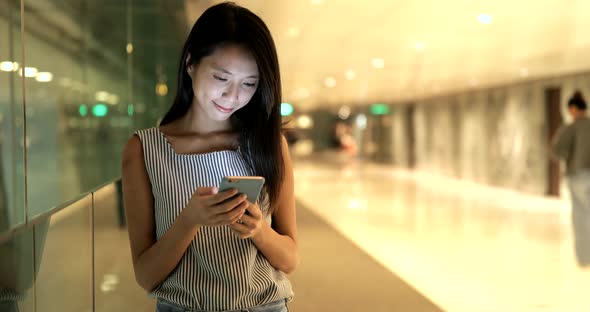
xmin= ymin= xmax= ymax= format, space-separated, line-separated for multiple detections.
xmin=197 ymin=186 xmax=218 ymax=196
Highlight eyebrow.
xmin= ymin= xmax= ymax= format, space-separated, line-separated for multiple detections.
xmin=211 ymin=65 xmax=258 ymax=79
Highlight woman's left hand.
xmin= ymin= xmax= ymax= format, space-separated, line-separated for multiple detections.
xmin=229 ymin=201 xmax=265 ymax=239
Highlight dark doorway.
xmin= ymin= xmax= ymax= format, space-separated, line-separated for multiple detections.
xmin=545 ymin=87 xmax=562 ymax=196
xmin=406 ymin=104 xmax=416 ymax=169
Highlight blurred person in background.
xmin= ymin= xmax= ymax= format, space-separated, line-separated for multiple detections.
xmin=122 ymin=2 xmax=297 ymax=312
xmin=552 ymin=90 xmax=590 ymax=268
xmin=333 ymin=121 xmax=357 ymax=156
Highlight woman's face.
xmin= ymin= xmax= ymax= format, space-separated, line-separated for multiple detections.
xmin=188 ymin=44 xmax=259 ymax=122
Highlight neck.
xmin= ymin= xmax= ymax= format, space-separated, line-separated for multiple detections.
xmin=178 ymin=104 xmax=232 ymax=134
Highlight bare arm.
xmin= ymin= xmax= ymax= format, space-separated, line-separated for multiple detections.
xmin=122 ymin=135 xmax=201 ymax=291
xmin=230 ymin=135 xmax=299 ymax=273
xmin=122 ymin=135 xmax=247 ymax=291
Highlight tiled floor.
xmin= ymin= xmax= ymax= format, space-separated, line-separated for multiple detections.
xmin=293 ymin=157 xmax=590 ymax=312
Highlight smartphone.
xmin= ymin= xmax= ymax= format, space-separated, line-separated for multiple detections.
xmin=219 ymin=176 xmax=265 ymax=204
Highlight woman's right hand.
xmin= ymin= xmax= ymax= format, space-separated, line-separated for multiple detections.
xmin=181 ymin=187 xmax=249 ymax=227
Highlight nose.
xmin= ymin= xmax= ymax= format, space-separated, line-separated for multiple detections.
xmin=222 ymin=83 xmax=239 ymax=103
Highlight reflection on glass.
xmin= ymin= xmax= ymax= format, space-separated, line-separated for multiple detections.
xmin=20 ymin=0 xmax=185 ymax=219
xmin=23 ymin=1 xmax=132 ymax=218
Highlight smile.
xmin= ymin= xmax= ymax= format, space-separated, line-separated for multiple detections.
xmin=213 ymin=102 xmax=233 ymax=113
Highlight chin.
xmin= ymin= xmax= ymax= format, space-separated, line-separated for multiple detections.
xmin=209 ymin=111 xmax=233 ymax=121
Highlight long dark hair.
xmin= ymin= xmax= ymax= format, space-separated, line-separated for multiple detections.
xmin=160 ymin=2 xmax=284 ymax=209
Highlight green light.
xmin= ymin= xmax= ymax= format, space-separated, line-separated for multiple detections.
xmin=281 ymin=103 xmax=293 ymax=116
xmin=92 ymin=104 xmax=108 ymax=117
xmin=369 ymin=103 xmax=390 ymax=115
xmin=127 ymin=104 xmax=134 ymax=116
xmin=79 ymin=104 xmax=88 ymax=117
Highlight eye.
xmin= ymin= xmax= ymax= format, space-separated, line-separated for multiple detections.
xmin=213 ymin=75 xmax=227 ymax=82
xmin=243 ymin=82 xmax=257 ymax=88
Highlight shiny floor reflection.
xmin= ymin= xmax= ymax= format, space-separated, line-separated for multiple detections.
xmin=293 ymin=158 xmax=590 ymax=312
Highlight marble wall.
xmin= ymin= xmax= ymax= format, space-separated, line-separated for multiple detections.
xmin=388 ymin=72 xmax=590 ymax=196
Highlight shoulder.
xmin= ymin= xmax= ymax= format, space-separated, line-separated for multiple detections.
xmin=124 ymin=127 xmax=160 ymax=164
xmin=279 ymin=132 xmax=291 ymax=148
xmin=122 ymin=135 xmax=144 ymax=166
xmin=134 ymin=126 xmax=159 ymax=138
xmin=577 ymin=117 xmax=590 ymax=127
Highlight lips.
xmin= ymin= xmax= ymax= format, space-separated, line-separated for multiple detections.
xmin=213 ymin=101 xmax=233 ymax=113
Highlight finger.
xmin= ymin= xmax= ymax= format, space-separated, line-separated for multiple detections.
xmin=229 ymin=223 xmax=251 ymax=238
xmin=214 ymin=201 xmax=248 ymax=224
xmin=245 ymin=202 xmax=262 ymax=218
xmin=229 ymin=205 xmax=247 ymax=223
xmin=210 ymin=188 xmax=240 ymax=205
xmin=197 ymin=186 xmax=218 ymax=196
xmin=203 ymin=189 xmax=239 ymax=206
xmin=236 ymin=213 xmax=255 ymax=226
xmin=217 ymin=194 xmax=248 ymax=213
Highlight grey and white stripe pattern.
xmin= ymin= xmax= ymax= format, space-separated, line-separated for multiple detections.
xmin=135 ymin=127 xmax=293 ymax=311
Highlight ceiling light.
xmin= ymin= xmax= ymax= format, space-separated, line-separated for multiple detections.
xmin=155 ymin=83 xmax=168 ymax=96
xmin=415 ymin=41 xmax=426 ymax=51
xmin=126 ymin=43 xmax=134 ymax=54
xmin=19 ymin=67 xmax=38 ymax=77
xmin=347 ymin=199 xmax=367 ymax=211
xmin=324 ymin=77 xmax=337 ymax=88
xmin=477 ymin=14 xmax=493 ymax=24
xmin=294 ymin=88 xmax=310 ymax=100
xmin=338 ymin=106 xmax=351 ymax=120
xmin=287 ymin=27 xmax=300 ymax=38
xmin=356 ymin=114 xmax=367 ymax=129
xmin=95 ymin=91 xmax=110 ymax=102
xmin=0 ymin=61 xmax=19 ymax=72
xmin=371 ymin=58 xmax=385 ymax=69
xmin=345 ymin=69 xmax=356 ymax=80
xmin=296 ymin=115 xmax=314 ymax=129
xmin=35 ymin=72 xmax=53 ymax=82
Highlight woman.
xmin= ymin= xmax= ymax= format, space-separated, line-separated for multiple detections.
xmin=121 ymin=3 xmax=298 ymax=311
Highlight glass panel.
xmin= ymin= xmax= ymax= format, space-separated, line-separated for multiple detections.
xmin=22 ymin=1 xmax=87 ymax=218
xmin=0 ymin=0 xmax=25 ymax=233
xmin=130 ymin=0 xmax=185 ymax=130
xmin=80 ymin=1 xmax=130 ymax=189
xmin=93 ymin=182 xmax=155 ymax=311
xmin=34 ymin=195 xmax=92 ymax=312
xmin=20 ymin=0 xmax=186 ymax=219
xmin=22 ymin=1 xmax=132 ymax=218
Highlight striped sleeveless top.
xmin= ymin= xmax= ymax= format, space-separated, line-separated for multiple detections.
xmin=135 ymin=127 xmax=293 ymax=311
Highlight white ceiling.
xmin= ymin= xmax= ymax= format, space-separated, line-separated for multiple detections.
xmin=185 ymin=0 xmax=590 ymax=111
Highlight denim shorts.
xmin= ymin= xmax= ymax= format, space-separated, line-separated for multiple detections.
xmin=155 ymin=298 xmax=290 ymax=312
